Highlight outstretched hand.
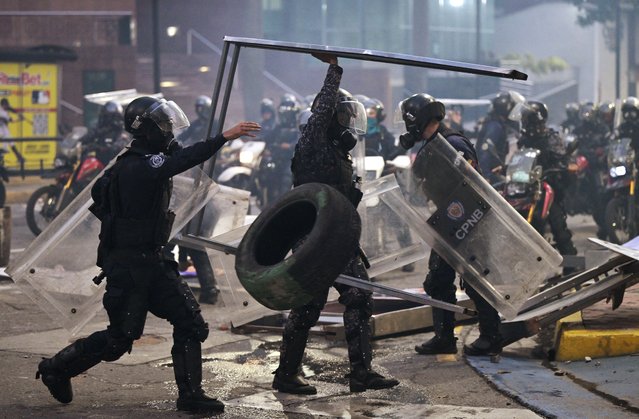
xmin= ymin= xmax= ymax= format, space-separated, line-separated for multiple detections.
xmin=312 ymin=53 xmax=338 ymax=65
xmin=223 ymin=121 xmax=261 ymax=141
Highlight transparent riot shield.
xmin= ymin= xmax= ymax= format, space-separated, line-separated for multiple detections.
xmin=392 ymin=134 xmax=563 ymax=319
xmin=7 ymin=166 xmax=224 ymax=335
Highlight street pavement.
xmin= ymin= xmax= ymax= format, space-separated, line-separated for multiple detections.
xmin=1 ymin=180 xmax=638 ymax=417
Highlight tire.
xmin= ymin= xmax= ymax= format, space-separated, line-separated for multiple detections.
xmin=235 ymin=182 xmax=361 ymax=310
xmin=26 ymin=185 xmax=61 ymax=236
xmin=605 ymin=196 xmax=632 ymax=245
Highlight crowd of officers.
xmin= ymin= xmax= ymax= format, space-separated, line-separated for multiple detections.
xmin=34 ymin=53 xmax=639 ymax=414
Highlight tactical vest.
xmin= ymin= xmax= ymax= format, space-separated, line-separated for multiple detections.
xmin=97 ymin=151 xmax=175 ymax=254
xmin=291 ymin=141 xmax=362 ymax=207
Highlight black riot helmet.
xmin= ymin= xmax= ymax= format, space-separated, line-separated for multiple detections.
xmin=491 ymin=92 xmax=515 ymax=118
xmin=597 ymin=100 xmax=615 ymax=126
xmin=579 ymin=101 xmax=597 ymax=123
xmin=278 ymin=93 xmax=301 ymax=129
xmin=396 ymin=93 xmax=445 ymax=149
xmin=364 ymin=97 xmax=386 ymax=123
xmin=565 ymin=102 xmax=579 ymax=120
xmin=124 ymin=96 xmax=189 ymax=151
xmin=311 ymin=88 xmax=367 ymax=134
xmin=98 ymin=100 xmax=124 ymax=131
xmin=622 ymin=97 xmax=639 ymax=122
xmin=520 ymin=101 xmax=549 ymax=137
xmin=195 ymin=95 xmax=212 ymax=120
xmin=260 ymin=98 xmax=276 ymax=118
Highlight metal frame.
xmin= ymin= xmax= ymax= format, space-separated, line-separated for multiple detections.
xmin=189 ymin=36 xmax=528 ymax=236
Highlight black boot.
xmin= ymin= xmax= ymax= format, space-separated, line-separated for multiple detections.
xmin=198 ymin=288 xmax=219 ymax=305
xmin=415 ymin=308 xmax=457 ymax=355
xmin=414 ymin=335 xmax=458 ymax=355
xmin=172 ymin=339 xmax=224 ymax=413
xmin=35 ymin=339 xmax=101 ymax=404
xmin=463 ymin=334 xmax=502 ymax=356
xmin=464 ymin=284 xmax=503 ymax=356
xmin=344 ymin=307 xmax=399 ymax=393
xmin=272 ymin=328 xmax=316 ymax=395
xmin=348 ymin=368 xmax=399 ymax=393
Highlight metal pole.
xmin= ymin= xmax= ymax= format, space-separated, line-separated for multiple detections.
xmin=616 ymin=0 xmax=622 ymax=98
xmin=173 ymin=233 xmax=477 ymax=316
xmin=152 ymin=0 xmax=161 ymax=93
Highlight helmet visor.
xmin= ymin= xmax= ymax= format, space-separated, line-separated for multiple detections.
xmin=147 ymin=100 xmax=190 ymax=133
xmin=336 ymin=100 xmax=367 ymax=134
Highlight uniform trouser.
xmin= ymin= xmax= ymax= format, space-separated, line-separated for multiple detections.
xmin=50 ymin=257 xmax=209 ymax=383
xmin=547 ymin=201 xmax=578 ymax=256
xmin=188 ymin=249 xmax=218 ymax=295
xmin=545 ymin=179 xmax=578 ymax=256
xmin=424 ymin=251 xmax=500 ymax=339
xmin=277 ymin=256 xmax=373 ymax=376
xmin=163 ymin=245 xmax=217 ymax=294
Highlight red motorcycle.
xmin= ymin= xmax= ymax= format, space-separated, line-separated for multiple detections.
xmin=503 ymin=148 xmax=555 ymax=236
xmin=26 ymin=142 xmax=106 ymax=236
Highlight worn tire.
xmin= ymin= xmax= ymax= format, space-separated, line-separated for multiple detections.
xmin=235 ymin=183 xmax=361 ymax=310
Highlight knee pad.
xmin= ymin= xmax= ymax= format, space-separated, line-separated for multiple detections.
xmin=288 ymin=305 xmax=323 ymax=330
xmin=339 ymin=288 xmax=373 ymax=315
xmin=101 ymin=333 xmax=133 ymax=362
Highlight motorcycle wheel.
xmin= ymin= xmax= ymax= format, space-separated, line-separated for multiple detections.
xmin=235 ymin=183 xmax=361 ymax=310
xmin=26 ymin=185 xmax=62 ymax=236
xmin=605 ymin=196 xmax=632 ymax=245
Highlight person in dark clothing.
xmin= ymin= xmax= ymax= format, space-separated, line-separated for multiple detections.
xmin=362 ymin=97 xmax=414 ymax=272
xmin=168 ymin=95 xmax=221 ymax=305
xmin=443 ymin=104 xmax=464 ymax=134
xmin=398 ymin=93 xmax=503 ymax=357
xmin=561 ymin=102 xmax=581 ymax=134
xmin=476 ymin=91 xmax=524 ymax=185
xmin=259 ymin=93 xmax=301 ymax=206
xmin=518 ymin=101 xmax=578 ymax=258
xmin=572 ymin=101 xmax=610 ymax=238
xmin=619 ymin=97 xmax=639 ymax=149
xmin=80 ymin=100 xmax=131 ymax=164
xmin=35 ymin=96 xmax=260 ymax=413
xmin=272 ymin=53 xmax=399 ymax=395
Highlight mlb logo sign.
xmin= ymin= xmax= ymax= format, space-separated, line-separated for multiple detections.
xmin=446 ymin=200 xmax=464 ymax=221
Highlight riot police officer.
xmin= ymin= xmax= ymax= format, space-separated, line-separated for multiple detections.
xmin=476 ymin=91 xmax=524 ymax=185
xmin=35 ymin=96 xmax=260 ymax=413
xmin=561 ymin=102 xmax=581 ymax=134
xmin=518 ymin=101 xmax=578 ymax=259
xmin=398 ymin=93 xmax=503 ymax=357
xmin=362 ymin=97 xmax=401 ymax=161
xmin=272 ymin=53 xmax=399 ymax=395
xmin=619 ymin=97 xmax=639 ymax=150
xmin=259 ymin=97 xmax=277 ymax=140
xmin=259 ymin=93 xmax=301 ymax=205
xmin=572 ymin=101 xmax=610 ymax=237
xmin=81 ymin=100 xmax=131 ymax=164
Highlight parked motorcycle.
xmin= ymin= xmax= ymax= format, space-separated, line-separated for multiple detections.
xmin=604 ymin=137 xmax=636 ymax=244
xmin=26 ymin=139 xmax=106 ymax=236
xmin=503 ymin=148 xmax=555 ymax=236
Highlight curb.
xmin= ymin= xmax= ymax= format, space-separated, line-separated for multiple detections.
xmin=554 ymin=311 xmax=639 ymax=361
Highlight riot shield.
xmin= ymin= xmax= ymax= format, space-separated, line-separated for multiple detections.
xmin=393 ymin=134 xmax=563 ymax=319
xmin=7 ymin=166 xmax=231 ymax=335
